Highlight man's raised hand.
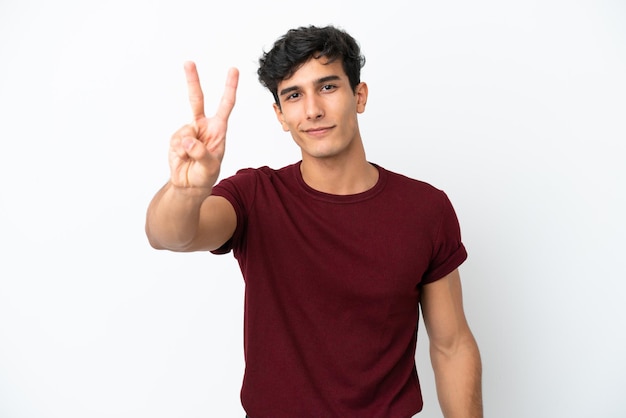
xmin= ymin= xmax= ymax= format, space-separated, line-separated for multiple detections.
xmin=168 ymin=61 xmax=239 ymax=189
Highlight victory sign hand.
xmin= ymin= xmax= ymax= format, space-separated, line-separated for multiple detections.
xmin=169 ymin=61 xmax=239 ymax=189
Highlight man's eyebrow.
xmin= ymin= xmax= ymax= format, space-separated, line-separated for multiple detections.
xmin=279 ymin=85 xmax=299 ymax=97
xmin=317 ymin=75 xmax=341 ymax=84
xmin=278 ymin=75 xmax=342 ymax=97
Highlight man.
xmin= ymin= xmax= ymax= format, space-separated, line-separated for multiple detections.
xmin=146 ymin=25 xmax=482 ymax=418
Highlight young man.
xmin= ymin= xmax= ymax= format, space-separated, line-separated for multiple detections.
xmin=146 ymin=25 xmax=482 ymax=418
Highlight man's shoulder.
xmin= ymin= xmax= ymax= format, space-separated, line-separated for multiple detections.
xmin=378 ymin=165 xmax=443 ymax=195
xmin=214 ymin=162 xmax=300 ymax=195
xmin=230 ymin=162 xmax=298 ymax=178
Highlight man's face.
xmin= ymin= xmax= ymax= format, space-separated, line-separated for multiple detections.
xmin=273 ymin=57 xmax=368 ymax=162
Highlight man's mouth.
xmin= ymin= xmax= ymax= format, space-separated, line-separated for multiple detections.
xmin=304 ymin=126 xmax=334 ymax=136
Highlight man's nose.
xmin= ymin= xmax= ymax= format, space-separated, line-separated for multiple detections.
xmin=305 ymin=96 xmax=324 ymax=120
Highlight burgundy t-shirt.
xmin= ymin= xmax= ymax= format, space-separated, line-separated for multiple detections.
xmin=211 ymin=162 xmax=467 ymax=418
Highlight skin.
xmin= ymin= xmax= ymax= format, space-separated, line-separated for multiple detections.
xmin=422 ymin=269 xmax=484 ymax=417
xmin=145 ymin=61 xmax=237 ymax=252
xmin=272 ymin=56 xmax=378 ymax=195
xmin=145 ymin=58 xmax=483 ymax=417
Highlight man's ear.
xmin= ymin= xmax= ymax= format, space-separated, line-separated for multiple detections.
xmin=273 ymin=103 xmax=290 ymax=132
xmin=355 ymin=82 xmax=368 ymax=114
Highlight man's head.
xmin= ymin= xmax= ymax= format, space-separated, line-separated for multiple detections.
xmin=258 ymin=25 xmax=366 ymax=107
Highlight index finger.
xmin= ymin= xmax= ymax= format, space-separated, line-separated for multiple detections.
xmin=184 ymin=61 xmax=205 ymax=122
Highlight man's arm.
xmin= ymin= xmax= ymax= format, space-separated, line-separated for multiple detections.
xmin=145 ymin=183 xmax=236 ymax=252
xmin=145 ymin=61 xmax=239 ymax=252
xmin=420 ymin=268 xmax=483 ymax=418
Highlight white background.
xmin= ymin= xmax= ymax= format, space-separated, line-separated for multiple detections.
xmin=1 ymin=0 xmax=625 ymax=417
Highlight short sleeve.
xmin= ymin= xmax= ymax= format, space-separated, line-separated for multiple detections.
xmin=209 ymin=168 xmax=258 ymax=255
xmin=421 ymin=191 xmax=467 ymax=284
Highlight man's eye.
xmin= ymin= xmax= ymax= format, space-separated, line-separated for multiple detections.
xmin=321 ymin=85 xmax=336 ymax=92
xmin=286 ymin=92 xmax=301 ymax=100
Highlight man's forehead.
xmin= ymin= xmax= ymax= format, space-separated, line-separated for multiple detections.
xmin=279 ymin=57 xmax=346 ymax=87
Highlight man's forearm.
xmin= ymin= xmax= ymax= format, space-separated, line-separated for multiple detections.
xmin=145 ymin=182 xmax=212 ymax=251
xmin=431 ymin=334 xmax=483 ymax=418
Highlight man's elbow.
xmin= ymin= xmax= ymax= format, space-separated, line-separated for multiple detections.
xmin=430 ymin=328 xmax=479 ymax=359
xmin=145 ymin=223 xmax=191 ymax=252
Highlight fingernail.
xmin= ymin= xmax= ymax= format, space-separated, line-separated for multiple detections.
xmin=182 ymin=137 xmax=194 ymax=151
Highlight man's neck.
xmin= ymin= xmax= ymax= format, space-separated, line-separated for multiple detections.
xmin=300 ymin=156 xmax=379 ymax=195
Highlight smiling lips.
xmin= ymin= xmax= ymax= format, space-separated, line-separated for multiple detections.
xmin=304 ymin=125 xmax=335 ymax=136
